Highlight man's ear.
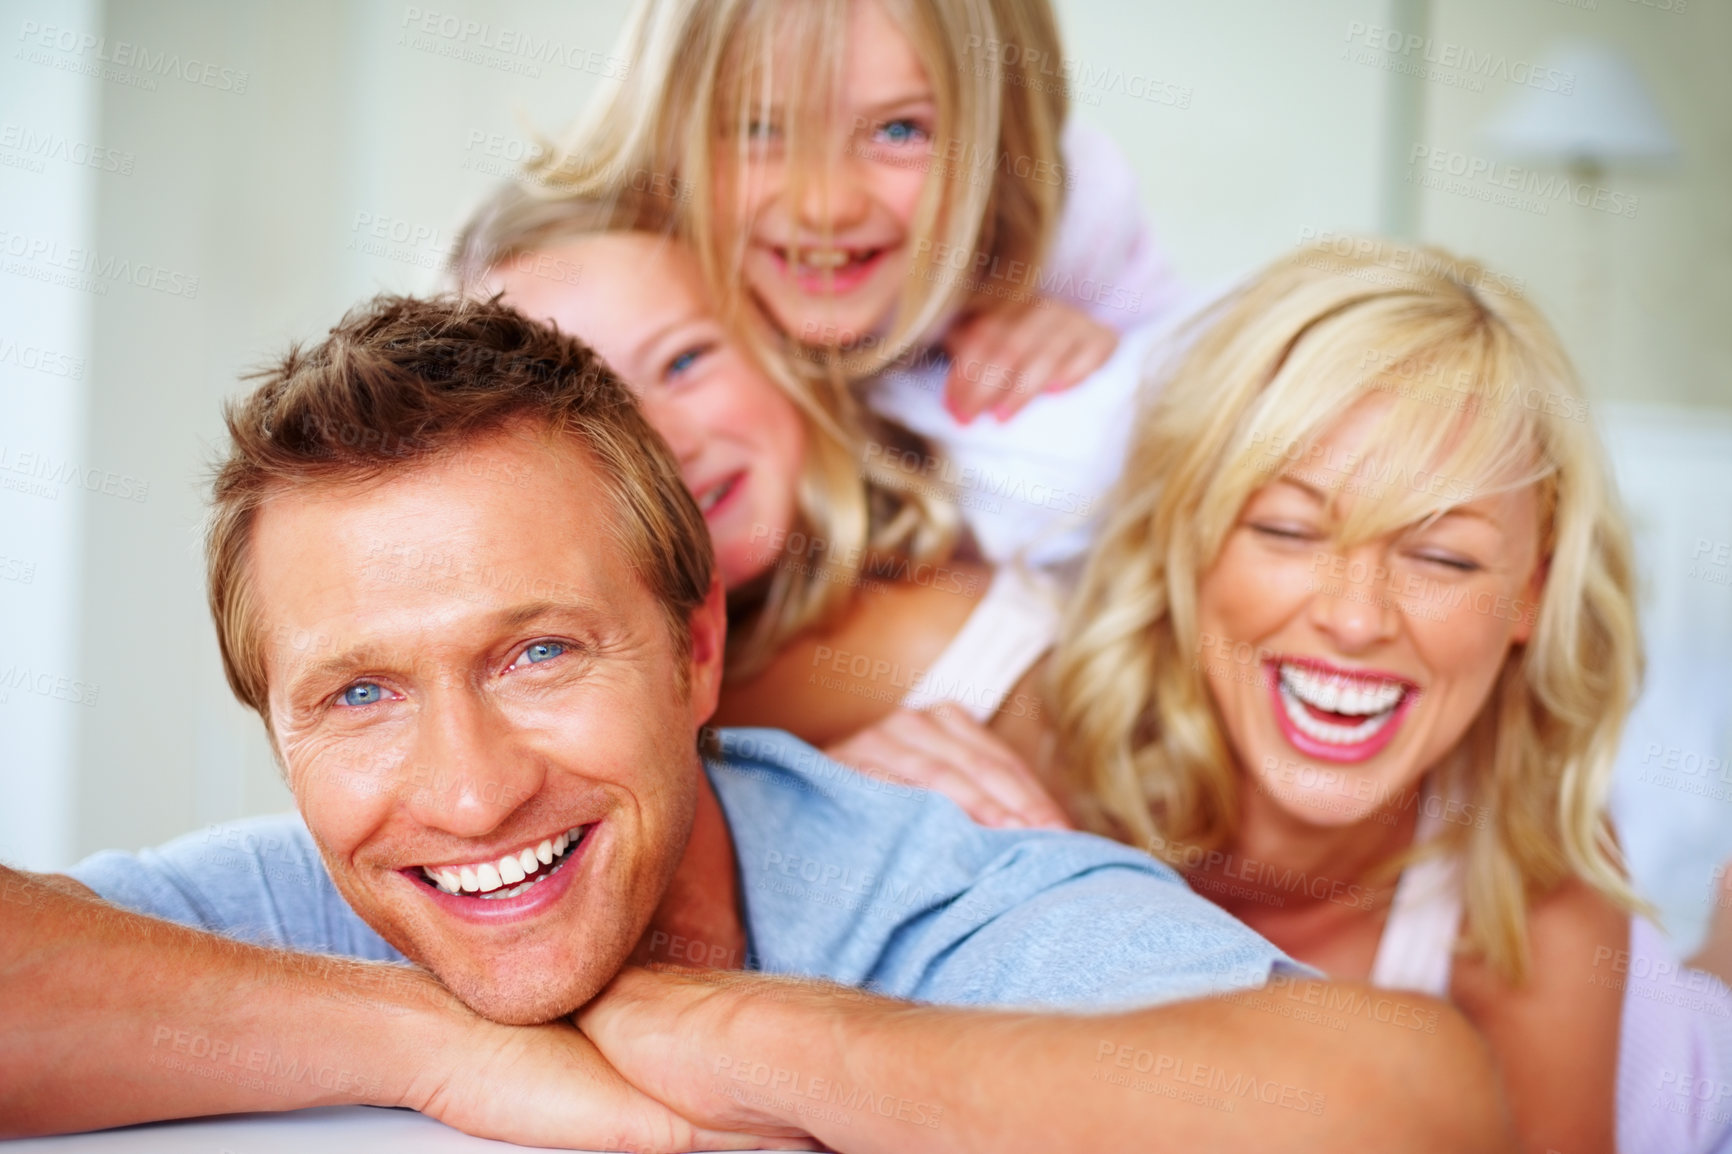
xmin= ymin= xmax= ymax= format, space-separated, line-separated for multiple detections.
xmin=685 ymin=575 xmax=728 ymax=730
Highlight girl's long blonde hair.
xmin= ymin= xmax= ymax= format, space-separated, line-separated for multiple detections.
xmin=527 ymin=0 xmax=1069 ymax=379
xmin=450 ymin=184 xmax=956 ymax=676
xmin=1053 ymin=239 xmax=1643 ymax=984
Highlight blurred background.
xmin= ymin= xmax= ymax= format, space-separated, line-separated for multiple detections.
xmin=2 ymin=0 xmax=1729 ymax=946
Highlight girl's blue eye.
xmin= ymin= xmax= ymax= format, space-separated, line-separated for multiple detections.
xmin=522 ymin=641 xmax=564 ymax=665
xmin=745 ymin=118 xmax=781 ymax=142
xmin=875 ymin=119 xmax=925 ymax=146
xmin=667 ymin=346 xmax=706 ymax=378
xmin=339 ymin=683 xmax=386 ymax=707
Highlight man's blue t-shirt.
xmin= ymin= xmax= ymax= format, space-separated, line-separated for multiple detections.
xmin=69 ymin=729 xmax=1292 ymax=1010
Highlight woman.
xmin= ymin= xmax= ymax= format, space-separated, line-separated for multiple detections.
xmin=453 ymin=186 xmax=1068 ymax=828
xmin=902 ymin=241 xmax=1732 ymax=1153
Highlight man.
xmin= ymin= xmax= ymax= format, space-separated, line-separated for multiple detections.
xmin=0 ymin=296 xmax=1512 ymax=1151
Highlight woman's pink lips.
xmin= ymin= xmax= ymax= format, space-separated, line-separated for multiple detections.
xmin=1264 ymin=660 xmax=1417 ymax=765
xmin=404 ymin=825 xmax=594 ymax=926
xmin=765 ymin=246 xmax=888 ymax=295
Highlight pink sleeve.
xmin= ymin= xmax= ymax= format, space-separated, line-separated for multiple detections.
xmin=1042 ymin=118 xmax=1185 ymax=332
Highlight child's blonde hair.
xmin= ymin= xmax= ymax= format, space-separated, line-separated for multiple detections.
xmin=529 ymin=0 xmax=1070 ymax=379
xmin=450 ymin=184 xmax=957 ymax=676
xmin=1052 ymin=239 xmax=1643 ymax=983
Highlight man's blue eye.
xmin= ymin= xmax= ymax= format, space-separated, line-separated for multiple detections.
xmin=340 ymin=683 xmax=386 ymax=707
xmin=523 ymin=641 xmax=564 ymax=665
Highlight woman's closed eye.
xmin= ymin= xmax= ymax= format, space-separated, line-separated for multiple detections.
xmin=1248 ymin=520 xmax=1323 ymax=543
xmin=1408 ymin=548 xmax=1482 ymax=574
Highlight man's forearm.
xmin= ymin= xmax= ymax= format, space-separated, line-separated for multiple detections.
xmin=602 ymin=971 xmax=1516 ymax=1154
xmin=0 ymin=867 xmax=459 ymax=1136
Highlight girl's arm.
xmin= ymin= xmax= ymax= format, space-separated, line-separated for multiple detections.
xmin=941 ymin=119 xmax=1183 ymax=422
xmin=1450 ymin=878 xmax=1626 ymax=1154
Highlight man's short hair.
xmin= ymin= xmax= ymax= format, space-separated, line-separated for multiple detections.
xmin=206 ymin=293 xmax=714 ymax=718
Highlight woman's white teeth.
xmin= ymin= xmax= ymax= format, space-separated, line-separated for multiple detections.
xmin=423 ymin=827 xmax=584 ymax=897
xmin=1279 ymin=662 xmax=1405 ymax=717
xmin=1279 ymin=681 xmax=1393 ymax=745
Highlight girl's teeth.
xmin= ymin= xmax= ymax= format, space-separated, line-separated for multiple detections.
xmin=799 ymin=248 xmax=849 ymax=269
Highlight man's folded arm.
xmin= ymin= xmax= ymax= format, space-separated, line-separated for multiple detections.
xmin=584 ymin=967 xmax=1519 ymax=1154
xmin=0 ymin=865 xmax=459 ymax=1136
xmin=0 ymin=866 xmax=788 ymax=1152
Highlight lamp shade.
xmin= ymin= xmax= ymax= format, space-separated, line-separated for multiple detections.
xmin=1483 ymin=42 xmax=1678 ymax=167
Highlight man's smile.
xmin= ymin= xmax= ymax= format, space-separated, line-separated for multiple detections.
xmin=414 ymin=824 xmax=592 ymax=897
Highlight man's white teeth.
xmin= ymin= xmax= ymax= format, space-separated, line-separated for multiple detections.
xmin=423 ymin=827 xmax=583 ymax=897
xmin=1279 ymin=662 xmax=1405 ymax=717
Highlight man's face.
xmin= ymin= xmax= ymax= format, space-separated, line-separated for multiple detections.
xmin=248 ymin=426 xmax=724 ymax=1024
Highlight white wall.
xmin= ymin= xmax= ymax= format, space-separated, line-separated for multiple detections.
xmin=0 ymin=0 xmax=99 ymax=870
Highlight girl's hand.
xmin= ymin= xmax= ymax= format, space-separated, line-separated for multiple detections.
xmin=824 ymin=705 xmax=1072 ymax=830
xmin=941 ymin=299 xmax=1118 ymax=423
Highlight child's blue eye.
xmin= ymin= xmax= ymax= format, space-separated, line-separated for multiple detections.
xmin=339 ymin=683 xmax=386 ymax=707
xmin=875 ymin=119 xmax=926 ymax=146
xmin=745 ymin=118 xmax=782 ymax=142
xmin=521 ymin=641 xmax=565 ymax=664
xmin=667 ymin=346 xmax=706 ymax=378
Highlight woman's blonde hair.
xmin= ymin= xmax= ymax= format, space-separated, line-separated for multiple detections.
xmin=450 ymin=184 xmax=956 ymax=676
xmin=527 ymin=0 xmax=1069 ymax=379
xmin=1052 ymin=239 xmax=1643 ymax=983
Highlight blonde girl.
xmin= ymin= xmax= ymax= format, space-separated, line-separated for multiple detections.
xmin=454 ymin=185 xmax=1068 ymax=826
xmin=527 ymin=0 xmax=1181 ymax=564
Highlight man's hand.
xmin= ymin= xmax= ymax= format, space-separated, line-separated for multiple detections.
xmin=416 ymin=1005 xmax=808 ymax=1151
xmin=942 ymin=300 xmax=1117 ymax=423
xmin=578 ymin=966 xmax=849 ymax=1138
xmin=823 ymin=705 xmax=1070 ymax=830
